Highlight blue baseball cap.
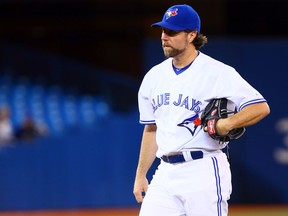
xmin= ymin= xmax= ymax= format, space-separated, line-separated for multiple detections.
xmin=151 ymin=4 xmax=201 ymax=32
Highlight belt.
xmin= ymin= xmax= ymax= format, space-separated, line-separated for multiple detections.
xmin=161 ymin=151 xmax=204 ymax=164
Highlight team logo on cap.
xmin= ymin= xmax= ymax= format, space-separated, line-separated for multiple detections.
xmin=165 ymin=8 xmax=178 ymax=20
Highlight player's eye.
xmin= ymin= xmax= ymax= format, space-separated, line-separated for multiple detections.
xmin=162 ymin=28 xmax=182 ymax=37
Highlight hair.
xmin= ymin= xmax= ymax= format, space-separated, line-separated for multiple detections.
xmin=193 ymin=33 xmax=208 ymax=50
xmin=184 ymin=31 xmax=208 ymax=50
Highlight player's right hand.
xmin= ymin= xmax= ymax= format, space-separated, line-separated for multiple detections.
xmin=133 ymin=177 xmax=149 ymax=203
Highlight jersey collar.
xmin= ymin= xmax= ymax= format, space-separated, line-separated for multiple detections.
xmin=172 ymin=51 xmax=200 ymax=75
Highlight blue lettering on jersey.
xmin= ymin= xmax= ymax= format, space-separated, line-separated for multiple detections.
xmin=190 ymin=99 xmax=202 ymax=112
xmin=180 ymin=96 xmax=189 ymax=109
xmin=173 ymin=94 xmax=182 ymax=106
xmin=152 ymin=93 xmax=171 ymax=112
xmin=173 ymin=94 xmax=202 ymax=112
xmin=152 ymin=93 xmax=202 ymax=112
xmin=164 ymin=93 xmax=170 ymax=105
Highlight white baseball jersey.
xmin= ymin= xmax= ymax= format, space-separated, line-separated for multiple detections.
xmin=138 ymin=52 xmax=266 ymax=158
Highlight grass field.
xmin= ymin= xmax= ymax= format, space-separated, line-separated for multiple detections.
xmin=0 ymin=205 xmax=287 ymax=216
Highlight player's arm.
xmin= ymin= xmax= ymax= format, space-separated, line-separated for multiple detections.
xmin=133 ymin=124 xmax=157 ymax=203
xmin=217 ymin=102 xmax=270 ymax=135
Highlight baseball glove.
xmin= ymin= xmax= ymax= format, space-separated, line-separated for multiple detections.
xmin=199 ymin=98 xmax=246 ymax=142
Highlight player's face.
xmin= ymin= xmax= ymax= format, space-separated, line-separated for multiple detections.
xmin=161 ymin=28 xmax=192 ymax=58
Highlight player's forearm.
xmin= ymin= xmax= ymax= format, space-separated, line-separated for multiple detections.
xmin=222 ymin=102 xmax=270 ymax=131
xmin=135 ymin=125 xmax=158 ymax=178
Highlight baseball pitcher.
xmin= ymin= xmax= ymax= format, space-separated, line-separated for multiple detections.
xmin=133 ymin=4 xmax=270 ymax=216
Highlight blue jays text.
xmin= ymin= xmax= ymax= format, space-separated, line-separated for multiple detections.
xmin=152 ymin=93 xmax=202 ymax=113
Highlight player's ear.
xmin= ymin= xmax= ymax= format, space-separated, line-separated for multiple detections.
xmin=187 ymin=31 xmax=197 ymax=43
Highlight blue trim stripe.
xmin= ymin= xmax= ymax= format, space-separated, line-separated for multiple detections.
xmin=238 ymin=98 xmax=266 ymax=111
xmin=139 ymin=120 xmax=156 ymax=124
xmin=212 ymin=157 xmax=222 ymax=216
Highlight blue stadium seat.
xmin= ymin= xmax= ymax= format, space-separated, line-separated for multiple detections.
xmin=0 ymin=75 xmax=111 ymax=135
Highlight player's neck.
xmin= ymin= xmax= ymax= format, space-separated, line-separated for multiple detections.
xmin=173 ymin=50 xmax=199 ymax=69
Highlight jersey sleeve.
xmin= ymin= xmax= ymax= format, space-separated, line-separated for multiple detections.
xmin=138 ymin=72 xmax=156 ymax=125
xmin=218 ymin=68 xmax=267 ymax=111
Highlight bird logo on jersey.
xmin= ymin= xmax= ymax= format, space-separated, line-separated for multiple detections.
xmin=177 ymin=113 xmax=201 ymax=136
xmin=165 ymin=8 xmax=178 ymax=20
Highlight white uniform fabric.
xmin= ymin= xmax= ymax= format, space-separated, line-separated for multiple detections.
xmin=139 ymin=152 xmax=232 ymax=216
xmin=138 ymin=52 xmax=266 ymax=158
xmin=138 ymin=52 xmax=266 ymax=216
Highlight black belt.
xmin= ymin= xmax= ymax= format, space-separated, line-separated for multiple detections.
xmin=161 ymin=151 xmax=203 ymax=164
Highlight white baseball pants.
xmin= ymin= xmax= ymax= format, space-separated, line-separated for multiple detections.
xmin=139 ymin=152 xmax=232 ymax=216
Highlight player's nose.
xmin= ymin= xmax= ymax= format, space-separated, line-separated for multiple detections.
xmin=161 ymin=31 xmax=169 ymax=41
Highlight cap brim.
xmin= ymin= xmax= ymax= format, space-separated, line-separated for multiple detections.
xmin=151 ymin=21 xmax=186 ymax=31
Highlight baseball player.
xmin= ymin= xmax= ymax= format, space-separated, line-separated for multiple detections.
xmin=133 ymin=4 xmax=270 ymax=216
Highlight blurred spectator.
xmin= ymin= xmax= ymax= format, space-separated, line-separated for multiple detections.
xmin=0 ymin=106 xmax=14 ymax=146
xmin=15 ymin=115 xmax=48 ymax=142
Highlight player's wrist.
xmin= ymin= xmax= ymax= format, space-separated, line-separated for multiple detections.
xmin=135 ymin=169 xmax=148 ymax=179
xmin=216 ymin=118 xmax=232 ymax=135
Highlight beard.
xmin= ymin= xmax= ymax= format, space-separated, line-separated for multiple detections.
xmin=162 ymin=45 xmax=187 ymax=58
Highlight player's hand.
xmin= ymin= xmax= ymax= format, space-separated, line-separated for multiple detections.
xmin=133 ymin=176 xmax=149 ymax=203
xmin=204 ymin=118 xmax=230 ymax=136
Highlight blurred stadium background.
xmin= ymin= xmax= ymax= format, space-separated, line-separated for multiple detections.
xmin=0 ymin=0 xmax=287 ymax=215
